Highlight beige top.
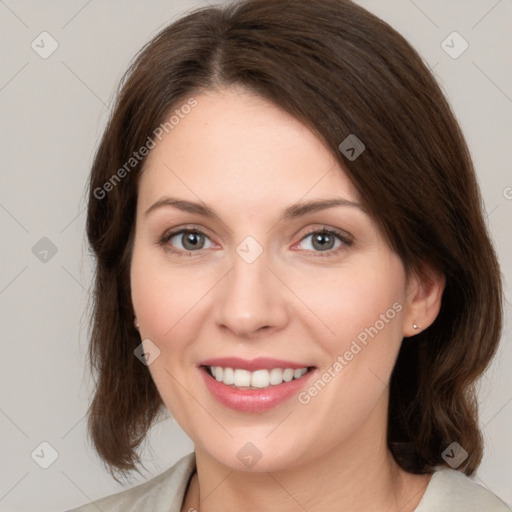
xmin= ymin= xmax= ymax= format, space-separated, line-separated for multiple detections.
xmin=67 ymin=452 xmax=511 ymax=512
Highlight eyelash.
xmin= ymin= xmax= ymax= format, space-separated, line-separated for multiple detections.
xmin=157 ymin=226 xmax=353 ymax=258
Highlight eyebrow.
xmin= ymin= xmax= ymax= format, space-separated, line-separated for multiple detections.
xmin=144 ymin=196 xmax=366 ymax=222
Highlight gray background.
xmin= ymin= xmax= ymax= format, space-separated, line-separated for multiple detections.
xmin=0 ymin=1 xmax=511 ymax=511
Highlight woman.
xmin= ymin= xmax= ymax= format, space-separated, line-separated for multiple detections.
xmin=68 ymin=0 xmax=510 ymax=510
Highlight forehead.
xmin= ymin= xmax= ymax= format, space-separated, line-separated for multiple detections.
xmin=138 ymin=87 xmax=362 ymax=212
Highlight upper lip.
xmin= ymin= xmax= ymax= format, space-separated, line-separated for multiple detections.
xmin=199 ymin=357 xmax=313 ymax=371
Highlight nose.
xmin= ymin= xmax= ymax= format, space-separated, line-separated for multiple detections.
xmin=213 ymin=247 xmax=290 ymax=340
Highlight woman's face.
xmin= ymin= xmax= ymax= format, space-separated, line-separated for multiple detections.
xmin=130 ymin=86 xmax=417 ymax=472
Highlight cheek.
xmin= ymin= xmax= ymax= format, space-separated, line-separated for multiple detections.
xmin=321 ymin=255 xmax=406 ymax=402
xmin=292 ymin=253 xmax=407 ymax=356
xmin=290 ymin=256 xmax=407 ymax=439
xmin=130 ymin=244 xmax=206 ymax=342
xmin=130 ymin=246 xmax=203 ymax=422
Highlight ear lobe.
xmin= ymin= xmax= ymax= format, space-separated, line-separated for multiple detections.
xmin=403 ymin=266 xmax=445 ymax=338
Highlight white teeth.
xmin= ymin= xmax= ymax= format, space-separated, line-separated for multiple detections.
xmin=269 ymin=368 xmax=283 ymax=385
xmin=214 ymin=366 xmax=223 ymax=382
xmin=233 ymin=369 xmax=251 ymax=387
xmin=293 ymin=368 xmax=305 ymax=379
xmin=223 ymin=367 xmax=234 ymax=385
xmin=282 ymin=368 xmax=294 ymax=382
xmin=208 ymin=366 xmax=309 ymax=388
xmin=251 ymin=369 xmax=270 ymax=388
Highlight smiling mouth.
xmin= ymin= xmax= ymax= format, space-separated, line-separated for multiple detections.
xmin=203 ymin=365 xmax=315 ymax=389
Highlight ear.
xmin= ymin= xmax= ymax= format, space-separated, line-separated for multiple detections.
xmin=402 ymin=265 xmax=445 ymax=338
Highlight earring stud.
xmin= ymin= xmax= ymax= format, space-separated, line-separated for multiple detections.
xmin=413 ymin=323 xmax=419 ymax=330
xmin=134 ymin=318 xmax=140 ymax=331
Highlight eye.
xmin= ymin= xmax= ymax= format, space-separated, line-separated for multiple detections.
xmin=159 ymin=228 xmax=215 ymax=255
xmin=296 ymin=228 xmax=352 ymax=256
xmin=158 ymin=226 xmax=352 ymax=257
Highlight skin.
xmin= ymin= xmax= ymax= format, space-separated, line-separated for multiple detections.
xmin=130 ymin=86 xmax=445 ymax=512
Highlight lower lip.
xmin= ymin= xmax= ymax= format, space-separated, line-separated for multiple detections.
xmin=199 ymin=367 xmax=316 ymax=413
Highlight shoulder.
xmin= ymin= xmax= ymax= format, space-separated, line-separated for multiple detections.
xmin=415 ymin=467 xmax=511 ymax=512
xmin=65 ymin=452 xmax=196 ymax=512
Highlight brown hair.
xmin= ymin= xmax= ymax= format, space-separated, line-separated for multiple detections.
xmin=85 ymin=0 xmax=503 ymax=481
